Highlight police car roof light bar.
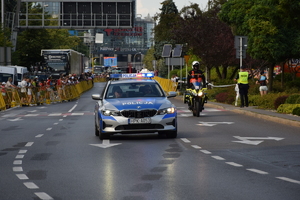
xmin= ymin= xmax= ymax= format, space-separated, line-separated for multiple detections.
xmin=110 ymin=73 xmax=154 ymax=79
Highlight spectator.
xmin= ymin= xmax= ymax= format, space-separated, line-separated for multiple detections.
xmin=171 ymin=75 xmax=179 ymax=91
xmin=27 ymin=78 xmax=34 ymax=106
xmin=20 ymin=77 xmax=28 ymax=105
xmin=234 ymin=83 xmax=239 ymax=107
xmin=5 ymin=77 xmax=17 ymax=102
xmin=256 ymin=70 xmax=268 ymax=96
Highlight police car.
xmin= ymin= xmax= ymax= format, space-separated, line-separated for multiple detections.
xmin=92 ymin=73 xmax=177 ymax=140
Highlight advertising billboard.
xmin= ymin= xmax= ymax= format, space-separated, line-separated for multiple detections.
xmin=104 ymin=57 xmax=117 ymax=67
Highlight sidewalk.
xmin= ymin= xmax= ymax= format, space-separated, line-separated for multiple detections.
xmin=175 ymin=95 xmax=300 ymax=128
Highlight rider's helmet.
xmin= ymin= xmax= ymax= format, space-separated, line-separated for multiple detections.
xmin=192 ymin=61 xmax=200 ymax=70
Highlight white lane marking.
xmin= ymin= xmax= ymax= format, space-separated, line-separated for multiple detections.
xmin=36 ymin=134 xmax=44 ymax=138
xmin=46 ymin=128 xmax=52 ymax=131
xmin=8 ymin=117 xmax=23 ymax=121
xmin=48 ymin=113 xmax=62 ymax=116
xmin=35 ymin=192 xmax=54 ymax=200
xmin=13 ymin=167 xmax=23 ymax=172
xmin=24 ymin=114 xmax=39 ymax=117
xmin=191 ymin=145 xmax=201 ymax=149
xmin=63 ymin=115 xmax=67 ymax=118
xmin=197 ymin=121 xmax=234 ymax=126
xmin=59 ymin=119 xmax=63 ymax=121
xmin=16 ymin=174 xmax=29 ymax=180
xmin=53 ymin=123 xmax=58 ymax=125
xmin=200 ymin=150 xmax=212 ymax=154
xmin=247 ymin=168 xmax=268 ymax=175
xmin=179 ymin=114 xmax=193 ymax=117
xmin=24 ymin=182 xmax=39 ymax=189
xmin=211 ymin=156 xmax=225 ymax=160
xmin=68 ymin=104 xmax=77 ymax=113
xmin=180 ymin=138 xmax=191 ymax=143
xmin=25 ymin=142 xmax=34 ymax=147
xmin=13 ymin=160 xmax=22 ymax=165
xmin=205 ymin=108 xmax=221 ymax=112
xmin=276 ymin=177 xmax=300 ymax=184
xmin=226 ymin=162 xmax=243 ymax=167
xmin=16 ymin=155 xmax=24 ymax=159
xmin=19 ymin=150 xmax=27 ymax=154
xmin=2 ymin=114 xmax=16 ymax=117
xmin=71 ymin=113 xmax=84 ymax=115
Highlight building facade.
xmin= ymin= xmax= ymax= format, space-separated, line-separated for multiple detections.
xmin=93 ymin=15 xmax=155 ymax=72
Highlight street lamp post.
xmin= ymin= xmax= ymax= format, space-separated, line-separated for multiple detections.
xmin=133 ymin=52 xmax=141 ymax=72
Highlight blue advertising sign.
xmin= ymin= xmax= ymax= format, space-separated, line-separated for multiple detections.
xmin=104 ymin=57 xmax=117 ymax=67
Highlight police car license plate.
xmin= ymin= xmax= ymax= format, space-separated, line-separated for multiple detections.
xmin=129 ymin=118 xmax=151 ymax=124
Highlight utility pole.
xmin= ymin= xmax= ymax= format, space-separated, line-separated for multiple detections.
xmin=1 ymin=0 xmax=4 ymax=28
xmin=11 ymin=0 xmax=21 ymax=52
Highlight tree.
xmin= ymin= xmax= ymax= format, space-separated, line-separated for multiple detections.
xmin=171 ymin=2 xmax=239 ymax=82
xmin=143 ymin=47 xmax=155 ymax=71
xmin=154 ymin=0 xmax=179 ymax=59
xmin=219 ymin=0 xmax=300 ymax=91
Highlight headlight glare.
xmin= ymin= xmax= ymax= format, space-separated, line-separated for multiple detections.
xmin=198 ymin=91 xmax=204 ymax=97
xmin=102 ymin=110 xmax=121 ymax=116
xmin=157 ymin=107 xmax=176 ymax=115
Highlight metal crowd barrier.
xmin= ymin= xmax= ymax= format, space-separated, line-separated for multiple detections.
xmin=153 ymin=76 xmax=177 ymax=93
xmin=0 ymin=80 xmax=93 ymax=111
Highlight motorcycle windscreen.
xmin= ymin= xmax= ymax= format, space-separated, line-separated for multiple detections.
xmin=191 ymin=81 xmax=203 ymax=89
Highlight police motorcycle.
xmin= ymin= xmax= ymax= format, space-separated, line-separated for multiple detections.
xmin=183 ymin=80 xmax=208 ymax=117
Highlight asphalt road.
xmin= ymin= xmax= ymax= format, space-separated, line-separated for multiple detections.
xmin=0 ymin=82 xmax=299 ymax=200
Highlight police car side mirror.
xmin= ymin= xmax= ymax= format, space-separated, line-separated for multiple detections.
xmin=167 ymin=91 xmax=177 ymax=98
xmin=92 ymin=94 xmax=102 ymax=100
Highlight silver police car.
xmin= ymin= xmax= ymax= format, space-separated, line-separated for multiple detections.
xmin=92 ymin=74 xmax=177 ymax=140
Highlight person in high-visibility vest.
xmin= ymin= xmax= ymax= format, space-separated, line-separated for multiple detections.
xmin=234 ymin=66 xmax=251 ymax=108
xmin=187 ymin=61 xmax=206 ymax=89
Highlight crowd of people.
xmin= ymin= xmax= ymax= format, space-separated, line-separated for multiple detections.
xmin=1 ymin=72 xmax=94 ymax=108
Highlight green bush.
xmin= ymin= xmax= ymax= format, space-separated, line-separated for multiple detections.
xmin=277 ymin=104 xmax=300 ymax=114
xmin=285 ymin=94 xmax=300 ymax=104
xmin=292 ymin=107 xmax=300 ymax=116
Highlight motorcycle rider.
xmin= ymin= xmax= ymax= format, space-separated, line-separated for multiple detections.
xmin=186 ymin=61 xmax=208 ymax=110
xmin=187 ymin=61 xmax=206 ymax=89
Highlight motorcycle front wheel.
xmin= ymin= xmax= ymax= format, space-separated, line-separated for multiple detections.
xmin=194 ymin=98 xmax=202 ymax=117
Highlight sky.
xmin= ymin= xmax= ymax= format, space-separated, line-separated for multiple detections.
xmin=136 ymin=0 xmax=210 ymax=17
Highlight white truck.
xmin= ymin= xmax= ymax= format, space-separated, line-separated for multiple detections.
xmin=41 ymin=49 xmax=87 ymax=78
xmin=0 ymin=66 xmax=18 ymax=85
xmin=10 ymin=66 xmax=29 ymax=85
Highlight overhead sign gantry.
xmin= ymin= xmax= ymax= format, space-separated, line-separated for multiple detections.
xmin=17 ymin=0 xmax=136 ymax=29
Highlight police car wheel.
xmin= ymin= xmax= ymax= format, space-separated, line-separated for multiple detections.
xmin=95 ymin=123 xmax=100 ymax=136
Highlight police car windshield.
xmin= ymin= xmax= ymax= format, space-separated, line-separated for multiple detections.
xmin=105 ymin=82 xmax=165 ymax=98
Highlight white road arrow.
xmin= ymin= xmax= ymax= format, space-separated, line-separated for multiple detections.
xmin=90 ymin=140 xmax=122 ymax=148
xmin=232 ymin=136 xmax=284 ymax=145
xmin=8 ymin=117 xmax=23 ymax=121
xmin=197 ymin=122 xmax=234 ymax=126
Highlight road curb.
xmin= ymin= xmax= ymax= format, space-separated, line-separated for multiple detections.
xmin=205 ymin=103 xmax=300 ymax=128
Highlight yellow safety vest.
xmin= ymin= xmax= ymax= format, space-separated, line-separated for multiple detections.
xmin=238 ymin=72 xmax=249 ymax=84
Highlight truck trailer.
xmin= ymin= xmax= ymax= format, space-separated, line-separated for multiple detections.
xmin=41 ymin=49 xmax=87 ymax=78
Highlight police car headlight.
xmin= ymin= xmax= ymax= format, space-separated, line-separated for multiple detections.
xmin=198 ymin=91 xmax=204 ymax=97
xmin=102 ymin=110 xmax=121 ymax=116
xmin=157 ymin=107 xmax=176 ymax=115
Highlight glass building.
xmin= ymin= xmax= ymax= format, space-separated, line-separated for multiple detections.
xmin=94 ymin=15 xmax=155 ymax=72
